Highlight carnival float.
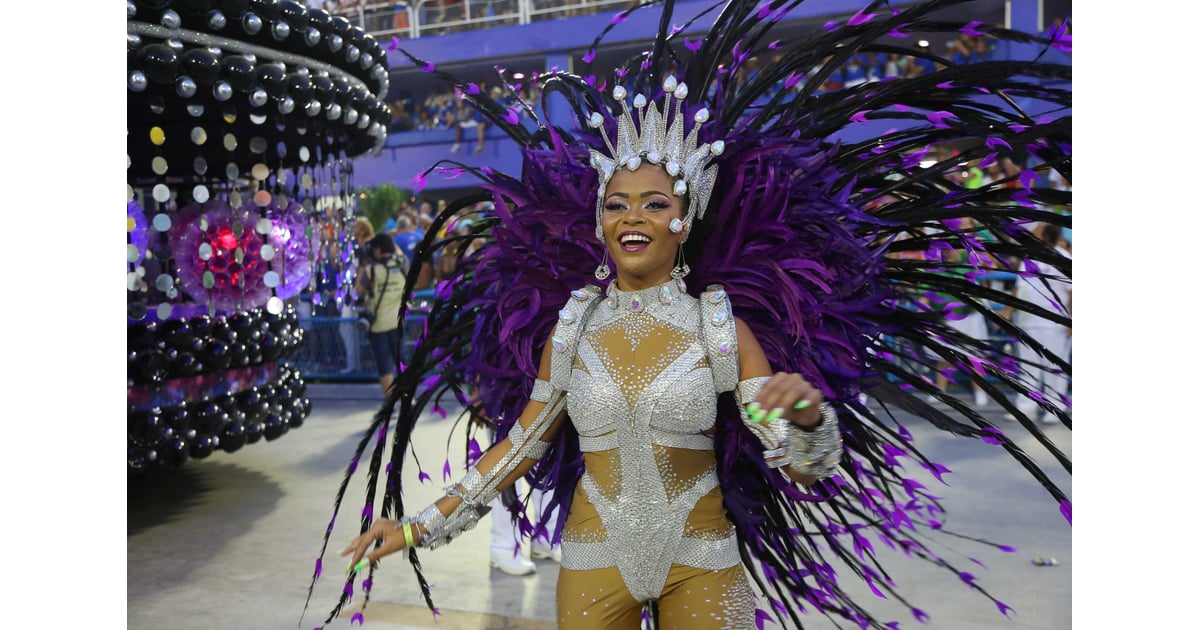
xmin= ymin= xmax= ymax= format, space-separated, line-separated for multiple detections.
xmin=126 ymin=0 xmax=390 ymax=474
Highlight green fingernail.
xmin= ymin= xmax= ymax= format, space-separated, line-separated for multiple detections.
xmin=793 ymin=400 xmax=812 ymax=410
xmin=354 ymin=559 xmax=369 ymax=573
xmin=747 ymin=408 xmax=765 ymax=422
xmin=766 ymin=408 xmax=784 ymax=422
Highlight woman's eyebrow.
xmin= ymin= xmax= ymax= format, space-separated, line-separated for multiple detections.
xmin=606 ymin=190 xmax=670 ymax=199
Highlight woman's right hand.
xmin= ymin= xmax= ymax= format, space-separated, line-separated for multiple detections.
xmin=339 ymin=518 xmax=416 ymax=574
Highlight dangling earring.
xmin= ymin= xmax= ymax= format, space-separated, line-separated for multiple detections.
xmin=670 ymin=246 xmax=690 ymax=279
xmin=668 ymin=218 xmax=684 ymax=234
xmin=595 ymin=249 xmax=611 ymax=280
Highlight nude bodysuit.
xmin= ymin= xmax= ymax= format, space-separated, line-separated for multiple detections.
xmin=547 ymin=280 xmax=755 ymax=629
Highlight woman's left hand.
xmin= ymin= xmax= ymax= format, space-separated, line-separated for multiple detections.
xmin=748 ymin=372 xmax=825 ymax=429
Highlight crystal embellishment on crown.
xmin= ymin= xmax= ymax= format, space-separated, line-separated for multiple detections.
xmin=588 ymin=76 xmax=725 ymax=242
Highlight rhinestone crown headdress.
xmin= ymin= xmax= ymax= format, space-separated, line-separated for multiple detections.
xmin=588 ymin=75 xmax=725 ymax=242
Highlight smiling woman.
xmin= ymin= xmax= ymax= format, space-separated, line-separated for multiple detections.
xmin=307 ymin=2 xmax=1071 ymax=629
xmin=600 ymin=167 xmax=687 ymax=290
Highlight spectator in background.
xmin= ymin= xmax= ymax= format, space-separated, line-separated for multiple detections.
xmin=1005 ymin=223 xmax=1071 ymax=424
xmin=908 ymin=42 xmax=939 ymax=77
xmin=355 ymin=234 xmax=409 ymax=396
xmin=884 ymin=52 xmax=906 ymax=79
xmin=392 ymin=215 xmax=423 ymax=268
xmin=451 ymin=90 xmax=488 ymax=154
xmin=843 ymin=53 xmax=869 ymax=88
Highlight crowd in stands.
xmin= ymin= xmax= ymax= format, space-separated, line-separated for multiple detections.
xmin=384 ymin=31 xmax=999 ymax=145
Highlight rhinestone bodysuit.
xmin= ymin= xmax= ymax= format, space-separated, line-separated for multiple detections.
xmin=556 ymin=279 xmax=741 ymax=602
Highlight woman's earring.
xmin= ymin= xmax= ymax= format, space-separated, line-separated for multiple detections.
xmin=595 ymin=249 xmax=611 ymax=280
xmin=669 ymin=218 xmax=684 ymax=234
xmin=670 ymin=246 xmax=690 ymax=279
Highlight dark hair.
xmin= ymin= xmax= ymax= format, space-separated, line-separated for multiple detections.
xmin=1041 ymin=223 xmax=1062 ymax=246
xmin=368 ymin=233 xmax=397 ymax=254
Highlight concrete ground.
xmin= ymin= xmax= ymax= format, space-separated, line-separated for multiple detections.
xmin=128 ymin=382 xmax=1071 ymax=630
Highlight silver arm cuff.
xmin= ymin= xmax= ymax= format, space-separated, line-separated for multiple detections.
xmin=408 ymin=389 xmax=568 ymax=549
xmin=530 ymin=379 xmax=553 ymax=403
xmin=782 ymin=403 xmax=843 ymax=479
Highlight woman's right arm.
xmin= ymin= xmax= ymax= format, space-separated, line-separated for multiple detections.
xmin=341 ymin=328 xmax=569 ymax=570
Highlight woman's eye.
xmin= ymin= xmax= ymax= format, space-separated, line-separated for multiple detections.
xmin=604 ymin=201 xmax=627 ymax=211
xmin=645 ymin=199 xmax=670 ymax=210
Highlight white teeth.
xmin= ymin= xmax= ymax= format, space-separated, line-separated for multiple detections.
xmin=620 ymin=233 xmax=651 ymax=245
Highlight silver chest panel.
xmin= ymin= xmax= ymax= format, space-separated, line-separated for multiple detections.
xmin=561 ymin=286 xmax=740 ymax=601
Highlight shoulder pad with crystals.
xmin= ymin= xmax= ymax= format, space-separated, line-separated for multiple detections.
xmin=698 ymin=284 xmax=738 ymax=393
xmin=548 ymin=285 xmax=604 ymax=391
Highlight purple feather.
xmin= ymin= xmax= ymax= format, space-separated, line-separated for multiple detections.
xmin=684 ymin=38 xmax=702 ymax=52
xmin=887 ymin=24 xmax=911 ymax=38
xmin=926 ymin=110 xmax=956 ymax=127
xmin=388 ymin=36 xmax=399 ymax=51
xmin=1060 ymin=499 xmax=1072 ymax=524
xmin=609 ymin=9 xmax=630 ymax=26
xmin=350 ymin=612 xmax=364 ymax=626
xmin=442 ymin=459 xmax=452 ymax=482
xmin=824 ymin=20 xmax=839 ymax=31
xmin=847 ymin=8 xmax=876 ymax=26
xmin=582 ymin=48 xmax=596 ymax=64
xmin=960 ymin=20 xmax=987 ymax=36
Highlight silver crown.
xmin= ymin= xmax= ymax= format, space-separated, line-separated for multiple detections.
xmin=588 ymin=76 xmax=724 ymax=242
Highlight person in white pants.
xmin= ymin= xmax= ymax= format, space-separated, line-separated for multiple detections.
xmin=488 ymin=483 xmax=561 ymax=575
xmin=1009 ymin=223 xmax=1071 ymax=424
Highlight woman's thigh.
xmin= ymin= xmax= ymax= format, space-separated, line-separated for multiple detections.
xmin=656 ymin=563 xmax=755 ymax=630
xmin=556 ymin=565 xmax=643 ymax=630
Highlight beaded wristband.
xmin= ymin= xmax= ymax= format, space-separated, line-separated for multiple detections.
xmin=783 ymin=403 xmax=843 ymax=479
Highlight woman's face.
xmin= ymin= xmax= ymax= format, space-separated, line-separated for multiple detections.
xmin=600 ymin=165 xmax=686 ymax=290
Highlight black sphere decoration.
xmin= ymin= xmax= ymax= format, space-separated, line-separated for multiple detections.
xmin=137 ymin=349 xmax=170 ymax=383
xmin=221 ymin=55 xmax=257 ymax=92
xmin=159 ymin=319 xmax=191 ymax=349
xmin=262 ymin=413 xmax=288 ymax=440
xmin=195 ymin=401 xmax=230 ymax=436
xmin=245 ymin=421 xmax=265 ymax=444
xmin=307 ymin=5 xmax=332 ymax=33
xmin=310 ymin=74 xmax=334 ymax=106
xmin=129 ymin=407 xmax=167 ymax=444
xmin=257 ymin=63 xmax=288 ymax=98
xmin=173 ymin=350 xmax=202 ymax=377
xmin=231 ymin=341 xmax=250 ymax=366
xmin=277 ymin=0 xmax=306 ymax=27
xmin=157 ymin=438 xmax=191 ymax=469
xmin=212 ymin=317 xmax=234 ymax=341
xmin=204 ymin=339 xmax=233 ymax=370
xmin=221 ymin=422 xmax=248 ymax=453
xmin=137 ymin=43 xmax=180 ymax=85
xmin=180 ymin=48 xmax=221 ymax=85
xmin=189 ymin=435 xmax=217 ymax=459
xmin=260 ymin=331 xmax=281 ymax=361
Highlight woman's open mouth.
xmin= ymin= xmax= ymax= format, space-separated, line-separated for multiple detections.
xmin=619 ymin=231 xmax=651 ymax=252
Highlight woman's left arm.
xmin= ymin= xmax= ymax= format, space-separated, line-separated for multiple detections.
xmin=732 ymin=317 xmax=843 ymax=485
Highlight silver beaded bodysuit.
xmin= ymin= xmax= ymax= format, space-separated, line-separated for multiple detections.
xmin=550 ymin=279 xmax=745 ymax=603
